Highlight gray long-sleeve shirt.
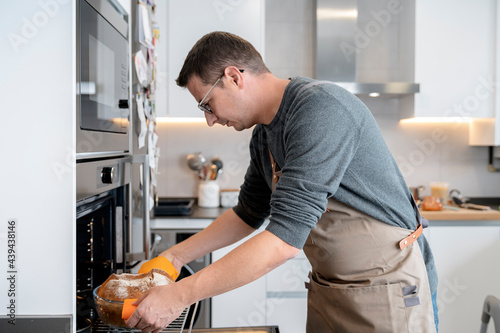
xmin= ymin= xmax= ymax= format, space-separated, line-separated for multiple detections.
xmin=233 ymin=76 xmax=437 ymax=293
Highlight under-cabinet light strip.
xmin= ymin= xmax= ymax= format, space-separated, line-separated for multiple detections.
xmin=400 ymin=117 xmax=472 ymax=123
xmin=156 ymin=117 xmax=206 ymax=123
xmin=156 ymin=116 xmax=472 ymax=124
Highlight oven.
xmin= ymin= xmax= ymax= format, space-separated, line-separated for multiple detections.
xmin=76 ymin=157 xmax=199 ymax=332
xmin=76 ymin=157 xmax=130 ymax=331
xmin=76 ymin=155 xmax=157 ymax=332
xmin=76 ymin=0 xmax=130 ymax=159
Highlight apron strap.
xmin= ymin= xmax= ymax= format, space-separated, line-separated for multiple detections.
xmin=268 ymin=148 xmax=280 ymax=184
xmin=398 ymin=224 xmax=423 ymax=250
xmin=399 ymin=196 xmax=429 ymax=250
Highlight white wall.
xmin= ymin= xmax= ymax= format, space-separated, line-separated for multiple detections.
xmin=155 ymin=0 xmax=500 ymax=199
xmin=0 ymin=0 xmax=75 ymax=319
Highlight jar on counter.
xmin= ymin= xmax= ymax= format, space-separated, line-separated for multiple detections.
xmin=198 ymin=180 xmax=220 ymax=208
xmin=422 ymin=196 xmax=443 ymax=211
xmin=220 ymin=189 xmax=240 ymax=208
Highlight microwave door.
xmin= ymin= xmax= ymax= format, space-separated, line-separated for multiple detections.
xmin=79 ymin=0 xmax=129 ymax=134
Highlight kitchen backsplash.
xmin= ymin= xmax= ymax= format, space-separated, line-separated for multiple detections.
xmin=361 ymin=97 xmax=500 ymax=198
xmin=155 ymin=120 xmax=252 ymax=198
xmin=155 ymin=0 xmax=500 ymax=199
xmin=155 ymin=111 xmax=500 ymax=199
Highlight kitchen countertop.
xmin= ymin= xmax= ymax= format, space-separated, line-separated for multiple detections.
xmin=420 ymin=207 xmax=500 ymax=220
xmin=151 ymin=205 xmax=230 ymax=229
xmin=151 ymin=201 xmax=500 ymax=230
xmin=419 ymin=206 xmax=500 ymax=227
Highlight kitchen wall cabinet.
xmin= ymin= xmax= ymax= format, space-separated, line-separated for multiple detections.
xmin=469 ymin=117 xmax=500 ymax=146
xmin=155 ymin=0 xmax=265 ymax=117
xmin=413 ymin=0 xmax=496 ymax=119
xmin=469 ymin=0 xmax=500 ymax=146
xmin=424 ymin=222 xmax=500 ymax=333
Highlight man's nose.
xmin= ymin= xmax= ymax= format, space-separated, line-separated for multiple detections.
xmin=205 ymin=112 xmax=217 ymax=127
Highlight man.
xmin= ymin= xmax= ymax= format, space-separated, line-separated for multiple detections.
xmin=126 ymin=31 xmax=438 ymax=333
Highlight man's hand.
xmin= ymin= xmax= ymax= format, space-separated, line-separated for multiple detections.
xmin=125 ymin=284 xmax=188 ymax=333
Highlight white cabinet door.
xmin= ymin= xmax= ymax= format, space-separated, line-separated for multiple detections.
xmin=266 ymin=298 xmax=307 ymax=333
xmin=158 ymin=0 xmax=265 ymax=117
xmin=0 ymin=0 xmax=74 ymax=320
xmin=211 ymin=273 xmax=267 ymax=327
xmin=415 ymin=0 xmax=496 ymax=118
xmin=266 ymin=254 xmax=311 ymax=293
xmin=265 ymin=252 xmax=311 ymax=333
xmin=211 ymin=228 xmax=312 ymax=330
xmin=427 ymin=225 xmax=500 ymax=333
xmin=211 ymin=226 xmax=267 ymax=327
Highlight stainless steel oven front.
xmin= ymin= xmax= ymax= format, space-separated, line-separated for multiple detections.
xmin=76 ymin=157 xmax=130 ymax=331
xmin=76 ymin=148 xmax=154 ymax=332
xmin=76 ymin=0 xmax=130 ymax=159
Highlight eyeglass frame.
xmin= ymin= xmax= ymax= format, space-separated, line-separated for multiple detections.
xmin=198 ymin=69 xmax=244 ymax=114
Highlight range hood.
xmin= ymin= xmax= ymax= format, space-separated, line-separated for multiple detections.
xmin=316 ymin=0 xmax=419 ymax=96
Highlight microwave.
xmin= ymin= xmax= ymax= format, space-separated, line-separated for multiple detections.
xmin=76 ymin=0 xmax=130 ymax=159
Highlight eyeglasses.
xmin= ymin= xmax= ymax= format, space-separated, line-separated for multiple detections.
xmin=198 ymin=69 xmax=244 ymax=114
xmin=198 ymin=74 xmax=223 ymax=114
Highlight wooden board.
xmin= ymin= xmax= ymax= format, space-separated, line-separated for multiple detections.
xmin=420 ymin=207 xmax=500 ymax=220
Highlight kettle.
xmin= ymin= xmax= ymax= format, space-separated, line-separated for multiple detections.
xmin=409 ymin=186 xmax=425 ymax=201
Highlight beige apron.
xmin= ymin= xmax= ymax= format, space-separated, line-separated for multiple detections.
xmin=269 ymin=151 xmax=436 ymax=333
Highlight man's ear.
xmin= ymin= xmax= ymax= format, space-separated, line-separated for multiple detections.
xmin=224 ymin=66 xmax=245 ymax=89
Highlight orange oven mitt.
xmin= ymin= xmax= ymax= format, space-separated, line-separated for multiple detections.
xmin=122 ymin=299 xmax=138 ymax=320
xmin=138 ymin=256 xmax=180 ymax=281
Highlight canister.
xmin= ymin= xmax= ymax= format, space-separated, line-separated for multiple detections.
xmin=198 ymin=181 xmax=220 ymax=208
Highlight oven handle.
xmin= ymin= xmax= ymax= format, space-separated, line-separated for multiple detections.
xmin=150 ymin=233 xmax=162 ymax=256
xmin=127 ymin=154 xmax=151 ymax=262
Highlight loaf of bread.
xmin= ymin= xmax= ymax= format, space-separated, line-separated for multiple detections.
xmin=94 ymin=269 xmax=175 ymax=328
xmin=98 ymin=268 xmax=174 ymax=301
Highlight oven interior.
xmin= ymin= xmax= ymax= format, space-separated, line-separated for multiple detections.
xmin=75 ymin=185 xmax=196 ymax=332
xmin=76 ymin=186 xmax=127 ymax=331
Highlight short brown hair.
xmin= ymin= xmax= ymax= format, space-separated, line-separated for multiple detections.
xmin=176 ymin=31 xmax=270 ymax=87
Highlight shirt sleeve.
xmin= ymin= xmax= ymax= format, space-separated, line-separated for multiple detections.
xmin=233 ymin=126 xmax=272 ymax=229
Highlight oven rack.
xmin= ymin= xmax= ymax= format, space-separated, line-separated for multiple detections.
xmin=92 ymin=302 xmax=198 ymax=333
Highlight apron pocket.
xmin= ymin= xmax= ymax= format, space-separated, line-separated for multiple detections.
xmin=307 ymin=274 xmax=409 ymax=333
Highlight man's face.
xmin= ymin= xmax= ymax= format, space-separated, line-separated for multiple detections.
xmin=186 ymin=74 xmax=253 ymax=131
